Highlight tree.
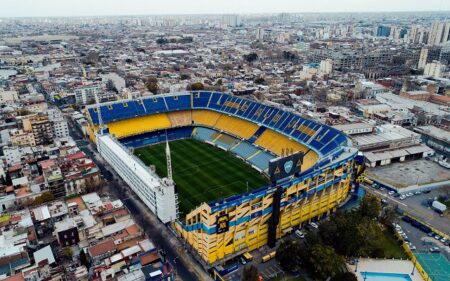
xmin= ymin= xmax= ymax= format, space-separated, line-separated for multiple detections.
xmin=79 ymin=249 xmax=89 ymax=267
xmin=381 ymin=205 xmax=397 ymax=227
xmin=276 ymin=240 xmax=302 ymax=272
xmin=33 ymin=191 xmax=55 ymax=205
xmin=5 ymin=173 xmax=12 ymax=186
xmin=241 ymin=265 xmax=258 ymax=281
xmin=309 ymin=244 xmax=344 ymax=280
xmin=187 ymin=82 xmax=205 ymax=91
xmin=331 ymin=272 xmax=358 ymax=281
xmin=243 ymin=53 xmax=258 ymax=63
xmin=63 ymin=247 xmax=73 ymax=259
xmin=254 ymin=77 xmax=266 ymax=85
xmin=359 ymin=194 xmax=381 ymax=219
xmin=145 ymin=77 xmax=159 ymax=94
xmin=156 ymin=38 xmax=169 ymax=45
xmin=216 ymin=78 xmax=223 ymax=86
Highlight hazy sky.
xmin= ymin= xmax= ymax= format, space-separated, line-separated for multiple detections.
xmin=1 ymin=0 xmax=450 ymax=17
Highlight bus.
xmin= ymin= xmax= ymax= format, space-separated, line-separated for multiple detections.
xmin=262 ymin=251 xmax=277 ymax=263
xmin=363 ymin=178 xmax=374 ymax=186
xmin=243 ymin=252 xmax=253 ymax=262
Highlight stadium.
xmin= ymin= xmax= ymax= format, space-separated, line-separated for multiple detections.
xmin=86 ymin=91 xmax=360 ymax=266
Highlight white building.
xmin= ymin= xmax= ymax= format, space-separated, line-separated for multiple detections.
xmin=428 ymin=21 xmax=450 ymax=46
xmin=74 ymin=84 xmax=101 ymax=105
xmin=97 ymin=134 xmax=177 ymax=223
xmin=424 ymin=61 xmax=444 ymax=78
xmin=319 ymin=59 xmax=333 ymax=75
xmin=48 ymin=108 xmax=69 ymax=138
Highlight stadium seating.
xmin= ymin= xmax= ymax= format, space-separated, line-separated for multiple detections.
xmin=213 ymin=133 xmax=239 ymax=150
xmin=214 ymin=114 xmax=259 ymax=139
xmin=192 ymin=110 xmax=222 ymax=127
xmin=121 ymin=127 xmax=193 ymax=148
xmin=165 ymin=94 xmax=191 ymax=111
xmin=254 ymin=129 xmax=308 ymax=156
xmin=194 ymin=127 xmax=217 ymax=142
xmin=168 ymin=111 xmax=192 ymax=127
xmin=107 ymin=113 xmax=171 ymax=138
xmin=247 ymin=151 xmax=274 ymax=171
xmin=230 ymin=142 xmax=259 ymax=159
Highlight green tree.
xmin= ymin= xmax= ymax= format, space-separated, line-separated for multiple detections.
xmin=331 ymin=272 xmax=358 ymax=281
xmin=276 ymin=240 xmax=302 ymax=272
xmin=145 ymin=77 xmax=159 ymax=94
xmin=381 ymin=205 xmax=397 ymax=226
xmin=63 ymin=247 xmax=73 ymax=259
xmin=33 ymin=191 xmax=55 ymax=205
xmin=216 ymin=78 xmax=223 ymax=86
xmin=241 ymin=265 xmax=258 ymax=281
xmin=309 ymin=244 xmax=344 ymax=280
xmin=243 ymin=53 xmax=258 ymax=63
xmin=187 ymin=82 xmax=205 ymax=91
xmin=360 ymin=194 xmax=381 ymax=219
xmin=254 ymin=77 xmax=266 ymax=85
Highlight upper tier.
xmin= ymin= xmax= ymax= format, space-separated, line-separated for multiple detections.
xmin=86 ymin=92 xmax=349 ymax=158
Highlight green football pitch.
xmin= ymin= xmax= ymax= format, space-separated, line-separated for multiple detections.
xmin=134 ymin=139 xmax=270 ymax=216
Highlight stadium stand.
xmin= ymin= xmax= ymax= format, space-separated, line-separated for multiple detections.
xmin=193 ymin=127 xmax=217 ymax=142
xmin=213 ymin=133 xmax=238 ymax=150
xmin=214 ymin=114 xmax=259 ymax=139
xmin=230 ymin=141 xmax=260 ymax=159
xmin=121 ymin=127 xmax=193 ymax=148
xmin=168 ymin=110 xmax=192 ymax=127
xmin=248 ymin=126 xmax=267 ymax=143
xmin=192 ymin=110 xmax=222 ymax=127
xmin=247 ymin=150 xmax=274 ymax=171
xmin=255 ymin=129 xmax=308 ymax=156
xmin=107 ymin=113 xmax=171 ymax=138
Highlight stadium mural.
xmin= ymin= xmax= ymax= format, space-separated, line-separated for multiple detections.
xmin=85 ymin=91 xmax=360 ymax=266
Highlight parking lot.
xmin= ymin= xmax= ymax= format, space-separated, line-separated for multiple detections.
xmin=364 ymin=184 xmax=450 ymax=235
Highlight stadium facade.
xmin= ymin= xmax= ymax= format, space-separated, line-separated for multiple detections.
xmin=86 ymin=92 xmax=360 ymax=266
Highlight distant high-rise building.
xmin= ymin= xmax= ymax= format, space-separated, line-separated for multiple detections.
xmin=409 ymin=25 xmax=429 ymax=44
xmin=427 ymin=21 xmax=450 ymax=45
xmin=222 ymin=14 xmax=241 ymax=27
xmin=256 ymin=28 xmax=265 ymax=41
xmin=376 ymin=25 xmax=391 ymax=37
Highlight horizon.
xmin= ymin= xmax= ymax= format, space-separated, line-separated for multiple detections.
xmin=1 ymin=0 xmax=450 ymax=18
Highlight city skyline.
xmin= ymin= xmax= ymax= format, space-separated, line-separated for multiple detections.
xmin=1 ymin=0 xmax=450 ymax=17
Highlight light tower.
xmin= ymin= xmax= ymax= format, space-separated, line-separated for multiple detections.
xmin=165 ymin=135 xmax=173 ymax=180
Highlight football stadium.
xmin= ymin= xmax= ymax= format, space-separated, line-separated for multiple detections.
xmin=86 ymin=91 xmax=360 ymax=266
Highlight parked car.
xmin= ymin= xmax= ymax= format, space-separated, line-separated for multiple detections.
xmin=406 ymin=192 xmax=414 ymax=197
xmin=295 ymin=230 xmax=305 ymax=239
xmin=428 ymin=232 xmax=435 ymax=237
xmin=429 ymin=247 xmax=441 ymax=253
xmin=399 ymin=195 xmax=406 ymax=200
xmin=309 ymin=222 xmax=318 ymax=229
xmin=415 ymin=191 xmax=422 ymax=195
xmin=239 ymin=257 xmax=247 ymax=265
xmin=440 ymin=238 xmax=447 ymax=244
xmin=380 ymin=187 xmax=385 ymax=191
xmin=388 ymin=191 xmax=395 ymax=196
xmin=435 ymin=235 xmax=442 ymax=240
xmin=410 ymin=245 xmax=417 ymax=251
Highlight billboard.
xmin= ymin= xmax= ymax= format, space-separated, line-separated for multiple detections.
xmin=216 ymin=214 xmax=229 ymax=234
xmin=269 ymin=152 xmax=304 ymax=182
